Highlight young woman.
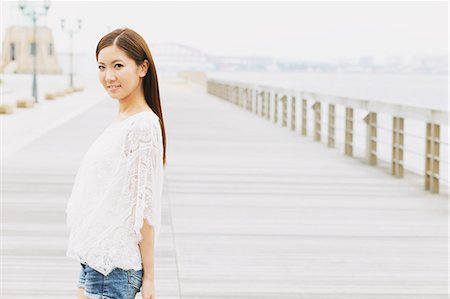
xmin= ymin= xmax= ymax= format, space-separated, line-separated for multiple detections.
xmin=65 ymin=27 xmax=167 ymax=299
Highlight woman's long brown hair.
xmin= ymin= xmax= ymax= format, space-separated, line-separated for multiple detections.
xmin=95 ymin=28 xmax=167 ymax=167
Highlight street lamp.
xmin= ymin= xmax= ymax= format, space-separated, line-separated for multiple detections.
xmin=61 ymin=18 xmax=82 ymax=89
xmin=18 ymin=0 xmax=50 ymax=103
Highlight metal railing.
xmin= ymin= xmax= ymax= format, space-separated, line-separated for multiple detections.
xmin=207 ymin=78 xmax=449 ymax=194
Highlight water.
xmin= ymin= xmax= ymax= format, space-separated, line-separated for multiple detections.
xmin=206 ymin=71 xmax=449 ymax=187
xmin=207 ymin=71 xmax=448 ymax=111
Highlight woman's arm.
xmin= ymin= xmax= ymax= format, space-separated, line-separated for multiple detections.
xmin=138 ymin=218 xmax=155 ymax=281
xmin=124 ymin=119 xmax=160 ymax=297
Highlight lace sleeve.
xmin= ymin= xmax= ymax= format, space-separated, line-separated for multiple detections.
xmin=122 ymin=119 xmax=160 ymax=244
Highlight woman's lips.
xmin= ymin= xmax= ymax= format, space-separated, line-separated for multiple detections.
xmin=108 ymin=85 xmax=121 ymax=92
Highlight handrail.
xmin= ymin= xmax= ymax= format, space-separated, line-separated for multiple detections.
xmin=207 ymin=78 xmax=449 ymax=194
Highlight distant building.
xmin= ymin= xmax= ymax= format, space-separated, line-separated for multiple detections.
xmin=358 ymin=56 xmax=374 ymax=67
xmin=0 ymin=25 xmax=62 ymax=74
xmin=385 ymin=55 xmax=404 ymax=67
xmin=411 ymin=54 xmax=448 ymax=73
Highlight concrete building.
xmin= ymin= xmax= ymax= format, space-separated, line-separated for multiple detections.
xmin=0 ymin=25 xmax=62 ymax=74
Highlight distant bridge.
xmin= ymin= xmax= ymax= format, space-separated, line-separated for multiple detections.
xmin=151 ymin=42 xmax=276 ymax=72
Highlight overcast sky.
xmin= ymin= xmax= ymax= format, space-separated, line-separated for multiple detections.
xmin=2 ymin=0 xmax=448 ymax=62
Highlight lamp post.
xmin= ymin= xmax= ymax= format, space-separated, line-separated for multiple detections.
xmin=61 ymin=18 xmax=82 ymax=88
xmin=18 ymin=0 xmax=50 ymax=104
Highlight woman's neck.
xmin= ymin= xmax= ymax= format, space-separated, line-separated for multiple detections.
xmin=117 ymin=89 xmax=151 ymax=117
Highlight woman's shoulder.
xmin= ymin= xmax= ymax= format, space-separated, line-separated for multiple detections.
xmin=128 ymin=111 xmax=159 ymax=130
xmin=125 ymin=111 xmax=161 ymax=145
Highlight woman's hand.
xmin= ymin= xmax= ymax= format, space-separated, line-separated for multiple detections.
xmin=141 ymin=279 xmax=155 ymax=299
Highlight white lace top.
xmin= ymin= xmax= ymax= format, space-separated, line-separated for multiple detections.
xmin=65 ymin=110 xmax=164 ymax=276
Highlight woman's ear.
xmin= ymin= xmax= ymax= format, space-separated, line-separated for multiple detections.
xmin=140 ymin=59 xmax=150 ymax=77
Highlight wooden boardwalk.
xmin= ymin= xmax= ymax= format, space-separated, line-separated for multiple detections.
xmin=2 ymin=79 xmax=448 ymax=298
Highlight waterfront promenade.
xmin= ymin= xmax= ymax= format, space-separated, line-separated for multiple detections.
xmin=1 ymin=77 xmax=448 ymax=298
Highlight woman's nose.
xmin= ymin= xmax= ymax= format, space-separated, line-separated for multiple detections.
xmin=105 ymin=69 xmax=116 ymax=81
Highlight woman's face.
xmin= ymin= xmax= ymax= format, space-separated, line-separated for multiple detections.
xmin=97 ymin=45 xmax=147 ymax=100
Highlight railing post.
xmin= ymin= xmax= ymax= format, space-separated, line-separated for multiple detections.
xmin=231 ymin=86 xmax=234 ymax=103
xmin=345 ymin=107 xmax=353 ymax=156
xmin=425 ymin=123 xmax=440 ymax=193
xmin=248 ymin=88 xmax=252 ymax=111
xmin=252 ymin=89 xmax=256 ymax=112
xmin=261 ymin=91 xmax=266 ymax=118
xmin=282 ymin=95 xmax=288 ymax=127
xmin=243 ymin=88 xmax=247 ymax=110
xmin=250 ymin=88 xmax=256 ymax=113
xmin=237 ymin=86 xmax=241 ymax=106
xmin=301 ymin=98 xmax=307 ymax=136
xmin=328 ymin=104 xmax=335 ymax=148
xmin=237 ymin=87 xmax=240 ymax=105
xmin=291 ymin=96 xmax=296 ymax=131
xmin=255 ymin=90 xmax=260 ymax=115
xmin=392 ymin=116 xmax=404 ymax=177
xmin=364 ymin=112 xmax=377 ymax=166
xmin=266 ymin=91 xmax=271 ymax=121
xmin=248 ymin=89 xmax=251 ymax=110
xmin=244 ymin=88 xmax=247 ymax=109
xmin=313 ymin=102 xmax=321 ymax=141
xmin=274 ymin=93 xmax=279 ymax=124
xmin=260 ymin=90 xmax=264 ymax=115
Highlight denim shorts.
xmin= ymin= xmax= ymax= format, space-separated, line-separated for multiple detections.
xmin=78 ymin=263 xmax=143 ymax=299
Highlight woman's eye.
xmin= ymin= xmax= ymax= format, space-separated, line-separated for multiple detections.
xmin=97 ymin=64 xmax=121 ymax=70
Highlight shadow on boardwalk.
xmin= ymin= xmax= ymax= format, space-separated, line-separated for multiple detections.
xmin=2 ymin=79 xmax=448 ymax=298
